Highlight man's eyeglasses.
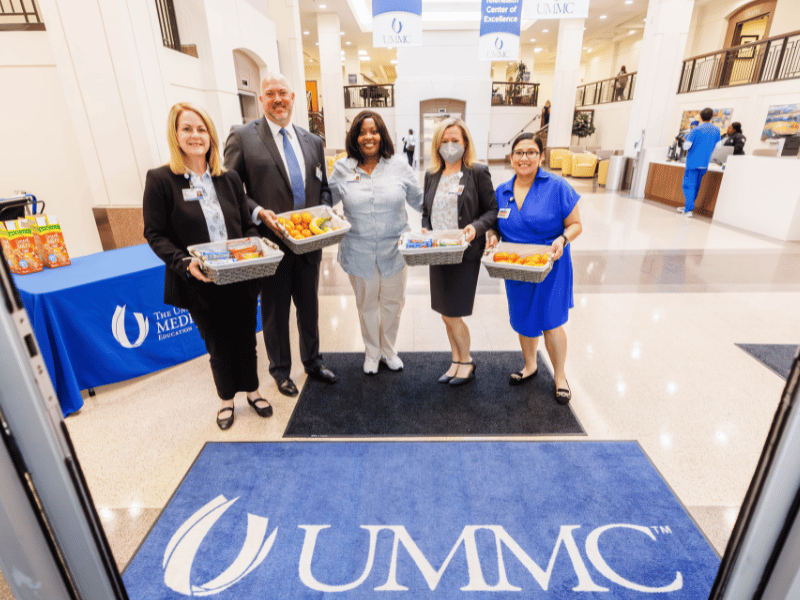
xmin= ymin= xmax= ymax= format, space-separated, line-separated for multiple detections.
xmin=513 ymin=150 xmax=540 ymax=158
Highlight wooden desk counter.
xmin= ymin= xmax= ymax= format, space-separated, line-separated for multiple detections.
xmin=644 ymin=161 xmax=723 ymax=218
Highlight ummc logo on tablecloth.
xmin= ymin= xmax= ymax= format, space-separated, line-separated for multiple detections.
xmin=162 ymin=496 xmax=685 ymax=596
xmin=111 ymin=305 xmax=149 ymax=348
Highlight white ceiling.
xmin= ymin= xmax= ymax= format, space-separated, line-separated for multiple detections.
xmin=300 ymin=0 xmax=648 ymax=78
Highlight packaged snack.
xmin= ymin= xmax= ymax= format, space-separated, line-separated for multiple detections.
xmin=405 ymin=238 xmax=433 ymax=249
xmin=230 ymin=248 xmax=262 ymax=261
xmin=1 ymin=220 xmax=43 ymax=275
xmin=434 ymin=239 xmax=462 ymax=247
xmin=205 ymin=258 xmax=238 ymax=267
xmin=26 ymin=215 xmax=71 ymax=268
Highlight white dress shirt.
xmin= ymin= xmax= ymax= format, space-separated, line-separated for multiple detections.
xmin=253 ymin=117 xmax=308 ymax=224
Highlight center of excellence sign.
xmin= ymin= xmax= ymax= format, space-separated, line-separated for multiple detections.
xmin=373 ymin=0 xmax=422 ymax=47
xmin=479 ymin=0 xmax=522 ymax=61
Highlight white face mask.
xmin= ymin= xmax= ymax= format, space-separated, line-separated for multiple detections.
xmin=439 ymin=142 xmax=465 ymax=164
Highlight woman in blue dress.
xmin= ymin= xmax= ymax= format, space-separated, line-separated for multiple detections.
xmin=487 ymin=133 xmax=583 ymax=404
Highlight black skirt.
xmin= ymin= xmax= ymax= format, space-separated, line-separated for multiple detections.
xmin=430 ymin=258 xmax=481 ymax=317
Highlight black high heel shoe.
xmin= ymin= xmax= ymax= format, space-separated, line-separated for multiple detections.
xmin=449 ymin=360 xmax=477 ymax=386
xmin=438 ymin=362 xmax=459 ymax=384
xmin=555 ymin=380 xmax=571 ymax=405
xmin=509 ymin=369 xmax=538 ymax=386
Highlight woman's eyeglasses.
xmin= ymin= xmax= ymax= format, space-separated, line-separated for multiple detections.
xmin=513 ymin=150 xmax=540 ymax=158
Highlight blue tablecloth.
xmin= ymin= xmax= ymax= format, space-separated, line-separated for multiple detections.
xmin=14 ymin=244 xmax=260 ymax=417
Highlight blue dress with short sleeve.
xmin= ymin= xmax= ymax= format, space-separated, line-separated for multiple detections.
xmin=495 ymin=169 xmax=579 ymax=337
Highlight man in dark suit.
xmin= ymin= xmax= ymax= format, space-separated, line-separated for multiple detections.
xmin=224 ymin=72 xmax=336 ymax=397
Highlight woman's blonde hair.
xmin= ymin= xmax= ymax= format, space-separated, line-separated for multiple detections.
xmin=429 ymin=118 xmax=477 ymax=173
xmin=166 ymin=102 xmax=225 ymax=176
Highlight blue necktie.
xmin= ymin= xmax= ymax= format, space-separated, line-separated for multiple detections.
xmin=280 ymin=127 xmax=305 ymax=210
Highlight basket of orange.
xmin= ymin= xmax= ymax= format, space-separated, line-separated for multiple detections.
xmin=275 ymin=205 xmax=350 ymax=254
xmin=482 ymin=242 xmax=554 ymax=283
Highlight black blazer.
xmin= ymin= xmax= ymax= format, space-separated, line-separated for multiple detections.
xmin=142 ymin=165 xmax=258 ymax=309
xmin=223 ymin=116 xmax=332 ymax=265
xmin=422 ymin=162 xmax=498 ymax=262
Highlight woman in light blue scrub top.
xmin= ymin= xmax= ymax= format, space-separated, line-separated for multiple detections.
xmin=487 ymin=133 xmax=583 ymax=404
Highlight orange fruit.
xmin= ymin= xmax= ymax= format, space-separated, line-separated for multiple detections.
xmin=302 ymin=229 xmax=313 ymax=238
xmin=292 ymin=232 xmax=303 ymax=240
xmin=284 ymin=221 xmax=295 ymax=231
xmin=278 ymin=217 xmax=287 ymax=225
xmin=291 ymin=212 xmax=303 ymax=225
xmin=301 ymin=212 xmax=313 ymax=224
xmin=508 ymin=253 xmax=519 ymax=262
xmin=494 ymin=252 xmax=510 ymax=262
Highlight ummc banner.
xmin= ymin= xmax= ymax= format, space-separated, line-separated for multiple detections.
xmin=373 ymin=0 xmax=422 ymax=47
xmin=479 ymin=0 xmax=522 ymax=61
xmin=530 ymin=0 xmax=590 ymax=19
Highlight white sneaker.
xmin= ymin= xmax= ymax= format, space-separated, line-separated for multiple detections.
xmin=677 ymin=207 xmax=686 ymax=214
xmin=381 ymin=355 xmax=404 ymax=371
xmin=685 ymin=211 xmax=693 ymax=218
xmin=363 ymin=357 xmax=379 ymax=375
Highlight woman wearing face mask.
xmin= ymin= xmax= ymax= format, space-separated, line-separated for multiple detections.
xmin=422 ymin=118 xmax=498 ymax=385
xmin=486 ymin=133 xmax=582 ymax=404
xmin=328 ymin=111 xmax=423 ymax=375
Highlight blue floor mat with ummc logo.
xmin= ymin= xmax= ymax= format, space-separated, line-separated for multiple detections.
xmin=122 ymin=441 xmax=720 ymax=599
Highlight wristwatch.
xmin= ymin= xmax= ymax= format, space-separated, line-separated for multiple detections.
xmin=559 ymin=234 xmax=569 ymax=246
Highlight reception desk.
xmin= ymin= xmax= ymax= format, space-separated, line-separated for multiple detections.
xmin=713 ymin=156 xmax=800 ymax=241
xmin=644 ymin=160 xmax=724 ymax=218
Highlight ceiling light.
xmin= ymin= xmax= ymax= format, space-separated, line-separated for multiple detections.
xmin=315 ymin=42 xmax=319 ymax=45
xmin=599 ymin=15 xmax=607 ymax=19
xmin=534 ymin=47 xmax=542 ymax=53
xmin=309 ymin=59 xmax=313 ymax=63
xmin=542 ymin=29 xmax=548 ymax=32
xmin=587 ymin=48 xmax=592 ymax=52
xmin=625 ymin=0 xmax=633 ymax=3
xmin=340 ymin=31 xmax=344 ymax=35
xmin=583 ymin=46 xmax=587 ymax=50
xmin=391 ymin=59 xmax=397 ymax=64
xmin=530 ymin=38 xmax=536 ymax=42
xmin=341 ymin=50 xmax=345 ymax=54
xmin=629 ymin=30 xmax=636 ymax=34
xmin=358 ymin=49 xmax=367 ymax=54
xmin=359 ymin=55 xmax=370 ymax=60
xmin=303 ymin=31 xmax=309 ymax=35
xmin=345 ymin=41 xmax=351 ymax=45
xmin=319 ymin=4 xmax=326 ymax=7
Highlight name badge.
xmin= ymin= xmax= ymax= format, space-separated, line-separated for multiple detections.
xmin=347 ymin=173 xmax=360 ymax=183
xmin=457 ymin=185 xmax=465 ymax=195
xmin=182 ymin=188 xmax=203 ymax=201
xmin=498 ymin=208 xmax=511 ymax=219
xmin=316 ymin=165 xmax=323 ymax=181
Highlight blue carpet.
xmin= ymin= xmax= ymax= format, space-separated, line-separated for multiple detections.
xmin=123 ymin=442 xmax=719 ymax=598
xmin=736 ymin=343 xmax=799 ymax=380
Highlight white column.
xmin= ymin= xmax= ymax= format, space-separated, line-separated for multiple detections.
xmin=316 ymin=13 xmax=346 ymax=149
xmin=267 ymin=0 xmax=308 ymax=129
xmin=625 ymin=0 xmax=695 ymax=197
xmin=548 ymin=19 xmax=585 ymax=148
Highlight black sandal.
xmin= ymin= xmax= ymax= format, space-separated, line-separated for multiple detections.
xmin=509 ymin=369 xmax=538 ymax=386
xmin=216 ymin=406 xmax=234 ymax=430
xmin=555 ymin=381 xmax=571 ymax=405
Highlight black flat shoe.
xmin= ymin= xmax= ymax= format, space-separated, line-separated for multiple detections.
xmin=438 ymin=362 xmax=459 ymax=384
xmin=555 ymin=381 xmax=571 ymax=405
xmin=216 ymin=406 xmax=234 ymax=430
xmin=306 ymin=365 xmax=337 ymax=384
xmin=509 ymin=369 xmax=538 ymax=386
xmin=276 ymin=378 xmax=298 ymax=397
xmin=449 ymin=360 xmax=477 ymax=386
xmin=247 ymin=396 xmax=273 ymax=418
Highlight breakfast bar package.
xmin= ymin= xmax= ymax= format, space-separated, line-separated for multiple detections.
xmin=26 ymin=215 xmax=71 ymax=268
xmin=1 ymin=219 xmax=43 ymax=275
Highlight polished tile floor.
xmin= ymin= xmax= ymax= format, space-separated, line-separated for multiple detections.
xmin=2 ymin=166 xmax=798 ymax=596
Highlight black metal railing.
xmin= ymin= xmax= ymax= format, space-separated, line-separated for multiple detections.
xmin=155 ymin=0 xmax=181 ymax=51
xmin=679 ymin=30 xmax=800 ymax=93
xmin=344 ymin=84 xmax=395 ymax=108
xmin=0 ymin=0 xmax=44 ymax=30
xmin=575 ymin=72 xmax=636 ymax=107
xmin=491 ymin=82 xmax=539 ymax=106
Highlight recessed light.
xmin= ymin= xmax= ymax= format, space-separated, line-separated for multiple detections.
xmin=303 ymin=31 xmax=309 ymax=35
xmin=359 ymin=56 xmax=370 ymax=60
xmin=319 ymin=4 xmax=326 ymax=7
xmin=625 ymin=0 xmax=633 ymax=3
xmin=629 ymin=30 xmax=636 ymax=34
xmin=341 ymin=50 xmax=345 ymax=54
xmin=587 ymin=48 xmax=592 ymax=53
xmin=599 ymin=15 xmax=607 ymax=19
xmin=534 ymin=47 xmax=542 ymax=53
xmin=358 ymin=49 xmax=367 ymax=55
xmin=530 ymin=38 xmax=536 ymax=42
xmin=345 ymin=41 xmax=351 ymax=45
xmin=542 ymin=29 xmax=548 ymax=32
xmin=315 ymin=42 xmax=319 ymax=45
xmin=340 ymin=31 xmax=344 ymax=35
xmin=309 ymin=59 xmax=313 ymax=63
xmin=391 ymin=59 xmax=397 ymax=64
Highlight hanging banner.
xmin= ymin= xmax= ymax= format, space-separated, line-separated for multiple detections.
xmin=479 ymin=0 xmax=522 ymax=61
xmin=530 ymin=0 xmax=590 ymax=19
xmin=373 ymin=0 xmax=422 ymax=47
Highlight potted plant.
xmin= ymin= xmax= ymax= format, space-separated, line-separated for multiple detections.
xmin=572 ymin=111 xmax=595 ymax=141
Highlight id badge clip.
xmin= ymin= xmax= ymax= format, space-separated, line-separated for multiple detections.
xmin=182 ymin=188 xmax=204 ymax=201
xmin=498 ymin=207 xmax=511 ymax=219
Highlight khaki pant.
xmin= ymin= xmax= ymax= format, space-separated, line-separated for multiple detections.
xmin=348 ymin=264 xmax=407 ymax=360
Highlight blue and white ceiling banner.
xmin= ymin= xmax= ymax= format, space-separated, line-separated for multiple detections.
xmin=373 ymin=0 xmax=422 ymax=47
xmin=479 ymin=0 xmax=522 ymax=61
xmin=530 ymin=0 xmax=590 ymax=20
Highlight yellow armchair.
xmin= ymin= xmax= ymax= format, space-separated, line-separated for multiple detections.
xmin=597 ymin=160 xmax=610 ymax=185
xmin=549 ymin=148 xmax=570 ymax=170
xmin=560 ymin=151 xmax=574 ymax=176
xmin=327 ymin=151 xmax=347 ymax=176
xmin=572 ymin=153 xmax=598 ymax=178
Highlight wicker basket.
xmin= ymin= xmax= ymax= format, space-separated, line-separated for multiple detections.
xmin=276 ymin=205 xmax=350 ymax=254
xmin=188 ymin=237 xmax=283 ymax=285
xmin=482 ymin=242 xmax=554 ymax=283
xmin=398 ymin=230 xmax=468 ymax=266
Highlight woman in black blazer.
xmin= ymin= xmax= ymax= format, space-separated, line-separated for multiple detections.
xmin=143 ymin=102 xmax=272 ymax=430
xmin=422 ymin=118 xmax=498 ymax=385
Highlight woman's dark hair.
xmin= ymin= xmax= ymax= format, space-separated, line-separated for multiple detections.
xmin=346 ymin=111 xmax=394 ymax=163
xmin=731 ymin=121 xmax=742 ymax=134
xmin=511 ymin=132 xmax=544 ymax=154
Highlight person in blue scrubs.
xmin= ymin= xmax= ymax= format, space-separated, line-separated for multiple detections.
xmin=487 ymin=133 xmax=583 ymax=404
xmin=679 ymin=107 xmax=721 ymax=217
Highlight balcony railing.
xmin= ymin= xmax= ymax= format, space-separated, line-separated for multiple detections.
xmin=491 ymin=82 xmax=539 ymax=106
xmin=155 ymin=0 xmax=181 ymax=51
xmin=679 ymin=30 xmax=800 ymax=93
xmin=575 ymin=72 xmax=636 ymax=107
xmin=344 ymin=84 xmax=395 ymax=109
xmin=0 ymin=0 xmax=44 ymax=30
